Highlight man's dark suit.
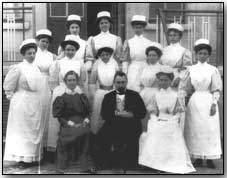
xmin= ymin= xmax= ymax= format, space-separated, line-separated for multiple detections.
xmin=100 ymin=89 xmax=146 ymax=169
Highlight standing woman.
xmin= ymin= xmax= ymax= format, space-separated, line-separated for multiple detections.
xmin=139 ymin=42 xmax=163 ymax=109
xmin=47 ymin=35 xmax=87 ymax=157
xmin=34 ymin=29 xmax=56 ymax=153
xmin=89 ymin=47 xmax=119 ymax=135
xmin=58 ymin=14 xmax=87 ymax=65
xmin=3 ymin=39 xmax=45 ymax=168
xmin=85 ymin=11 xmax=122 ymax=72
xmin=121 ymin=15 xmax=153 ymax=92
xmin=160 ymin=23 xmax=192 ymax=88
xmin=180 ymin=39 xmax=222 ymax=168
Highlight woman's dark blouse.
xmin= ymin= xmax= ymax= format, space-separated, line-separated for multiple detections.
xmin=53 ymin=93 xmax=90 ymax=125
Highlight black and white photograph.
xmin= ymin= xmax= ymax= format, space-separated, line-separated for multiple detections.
xmin=2 ymin=2 xmax=224 ymax=175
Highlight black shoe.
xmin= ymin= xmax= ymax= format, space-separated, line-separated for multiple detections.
xmin=193 ymin=159 xmax=203 ymax=167
xmin=207 ymin=160 xmax=216 ymax=169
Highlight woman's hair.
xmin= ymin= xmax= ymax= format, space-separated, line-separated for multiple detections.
xmin=194 ymin=44 xmax=212 ymax=55
xmin=156 ymin=72 xmax=174 ymax=81
xmin=66 ymin=20 xmax=81 ymax=30
xmin=167 ymin=29 xmax=183 ymax=38
xmin=97 ymin=16 xmax=112 ymax=25
xmin=113 ymin=71 xmax=127 ymax=81
xmin=63 ymin=70 xmax=79 ymax=83
xmin=131 ymin=21 xmax=147 ymax=27
xmin=20 ymin=44 xmax=37 ymax=55
xmin=36 ymin=35 xmax=52 ymax=43
xmin=145 ymin=46 xmax=162 ymax=57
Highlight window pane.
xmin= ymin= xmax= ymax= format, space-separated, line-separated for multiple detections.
xmin=149 ymin=3 xmax=164 ymax=20
xmin=68 ymin=3 xmax=84 ymax=17
xmin=50 ymin=3 xmax=66 ymax=17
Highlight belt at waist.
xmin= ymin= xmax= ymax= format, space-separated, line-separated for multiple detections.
xmin=99 ymin=85 xmax=113 ymax=90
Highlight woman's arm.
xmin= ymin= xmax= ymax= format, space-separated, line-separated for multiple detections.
xmin=3 ymin=65 xmax=20 ymax=100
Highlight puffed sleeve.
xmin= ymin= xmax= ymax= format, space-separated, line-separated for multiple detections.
xmin=89 ymin=60 xmax=98 ymax=85
xmin=174 ymin=49 xmax=192 ymax=69
xmin=88 ymin=61 xmax=98 ymax=100
xmin=78 ymin=65 xmax=87 ymax=88
xmin=53 ymin=96 xmax=68 ymax=126
xmin=85 ymin=36 xmax=96 ymax=62
xmin=113 ymin=36 xmax=122 ymax=63
xmin=178 ymin=69 xmax=194 ymax=105
xmin=211 ymin=68 xmax=222 ymax=102
xmin=120 ymin=40 xmax=130 ymax=73
xmin=182 ymin=49 xmax=192 ymax=67
xmin=49 ymin=60 xmax=60 ymax=91
xmin=147 ymin=94 xmax=159 ymax=116
xmin=3 ymin=65 xmax=20 ymax=100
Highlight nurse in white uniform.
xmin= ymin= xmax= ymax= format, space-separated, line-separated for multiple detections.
xmin=121 ymin=15 xmax=153 ymax=92
xmin=179 ymin=39 xmax=222 ymax=169
xmin=85 ymin=11 xmax=122 ymax=72
xmin=4 ymin=39 xmax=45 ymax=168
xmin=139 ymin=66 xmax=195 ymax=174
xmin=34 ymin=29 xmax=56 ymax=151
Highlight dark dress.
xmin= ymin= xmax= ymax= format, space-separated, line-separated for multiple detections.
xmin=53 ymin=92 xmax=90 ymax=169
xmin=100 ymin=89 xmax=147 ymax=169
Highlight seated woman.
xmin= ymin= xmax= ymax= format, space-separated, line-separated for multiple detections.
xmin=138 ymin=66 xmax=195 ymax=174
xmin=53 ymin=70 xmax=90 ymax=173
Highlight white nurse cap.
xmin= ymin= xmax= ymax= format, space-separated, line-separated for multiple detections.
xmin=97 ymin=11 xmax=111 ymax=19
xmin=36 ymin=29 xmax=52 ymax=37
xmin=194 ymin=38 xmax=210 ymax=46
xmin=19 ymin=38 xmax=37 ymax=51
xmin=67 ymin=14 xmax=81 ymax=21
xmin=131 ymin=15 xmax=146 ymax=22
xmin=168 ymin=23 xmax=184 ymax=32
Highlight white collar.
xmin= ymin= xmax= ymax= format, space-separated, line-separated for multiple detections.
xmin=100 ymin=31 xmax=110 ymax=35
xmin=23 ymin=59 xmax=34 ymax=65
xmin=159 ymin=87 xmax=171 ymax=92
xmin=134 ymin=34 xmax=143 ymax=39
xmin=170 ymin=42 xmax=180 ymax=47
xmin=64 ymin=56 xmax=74 ymax=60
xmin=65 ymin=88 xmax=78 ymax=95
xmin=38 ymin=47 xmax=48 ymax=53
xmin=72 ymin=35 xmax=80 ymax=40
xmin=198 ymin=61 xmax=208 ymax=66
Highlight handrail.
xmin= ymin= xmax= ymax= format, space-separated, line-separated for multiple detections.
xmin=158 ymin=8 xmax=169 ymax=45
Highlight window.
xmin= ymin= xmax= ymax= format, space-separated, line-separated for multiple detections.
xmin=149 ymin=3 xmax=184 ymax=23
xmin=3 ymin=3 xmax=24 ymax=21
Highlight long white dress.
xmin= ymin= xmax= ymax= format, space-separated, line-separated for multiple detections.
xmin=181 ymin=61 xmax=222 ymax=159
xmin=47 ymin=56 xmax=86 ymax=151
xmin=90 ymin=58 xmax=119 ymax=134
xmin=139 ymin=62 xmax=162 ymax=108
xmin=121 ymin=35 xmax=153 ymax=92
xmin=160 ymin=42 xmax=192 ymax=130
xmin=85 ymin=31 xmax=122 ymax=70
xmin=3 ymin=60 xmax=45 ymax=162
xmin=139 ymin=87 xmax=195 ymax=174
xmin=33 ymin=47 xmax=55 ymax=148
